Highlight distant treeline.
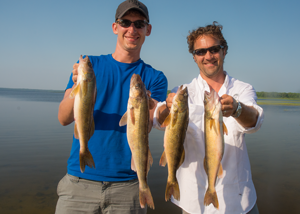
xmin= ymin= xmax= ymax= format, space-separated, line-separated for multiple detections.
xmin=256 ymin=92 xmax=300 ymax=99
xmin=167 ymin=90 xmax=300 ymax=99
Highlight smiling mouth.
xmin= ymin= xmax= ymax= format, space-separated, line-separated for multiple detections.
xmin=204 ymin=61 xmax=217 ymax=66
xmin=125 ymin=36 xmax=139 ymax=41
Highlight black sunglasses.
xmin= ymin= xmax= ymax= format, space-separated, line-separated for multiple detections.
xmin=193 ymin=45 xmax=224 ymax=56
xmin=116 ymin=19 xmax=148 ymax=29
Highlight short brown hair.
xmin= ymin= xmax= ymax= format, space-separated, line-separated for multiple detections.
xmin=187 ymin=21 xmax=228 ymax=55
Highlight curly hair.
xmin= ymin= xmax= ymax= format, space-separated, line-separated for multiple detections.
xmin=187 ymin=21 xmax=228 ymax=55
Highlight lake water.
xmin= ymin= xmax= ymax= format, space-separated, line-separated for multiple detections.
xmin=0 ymin=88 xmax=299 ymax=214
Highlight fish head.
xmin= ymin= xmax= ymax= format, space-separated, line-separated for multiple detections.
xmin=130 ymin=74 xmax=146 ymax=98
xmin=174 ymin=85 xmax=189 ymax=109
xmin=78 ymin=55 xmax=95 ymax=79
xmin=204 ymin=88 xmax=220 ymax=112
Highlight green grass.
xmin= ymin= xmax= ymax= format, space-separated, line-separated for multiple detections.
xmin=257 ymin=99 xmax=300 ymax=106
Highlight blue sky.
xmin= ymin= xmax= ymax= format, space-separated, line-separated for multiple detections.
xmin=1 ymin=0 xmax=300 ymax=93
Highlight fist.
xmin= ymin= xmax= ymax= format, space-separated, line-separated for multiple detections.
xmin=72 ymin=63 xmax=79 ymax=84
xmin=166 ymin=93 xmax=175 ymax=111
xmin=220 ymin=94 xmax=238 ymax=117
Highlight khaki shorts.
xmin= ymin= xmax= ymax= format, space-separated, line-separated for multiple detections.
xmin=55 ymin=174 xmax=147 ymax=214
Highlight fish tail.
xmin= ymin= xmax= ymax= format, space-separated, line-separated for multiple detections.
xmin=204 ymin=189 xmax=219 ymax=209
xmin=79 ymin=150 xmax=95 ymax=173
xmin=139 ymin=186 xmax=155 ymax=210
xmin=165 ymin=181 xmax=180 ymax=201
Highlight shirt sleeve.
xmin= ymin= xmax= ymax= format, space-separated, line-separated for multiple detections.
xmin=66 ymin=73 xmax=74 ymax=90
xmin=235 ymin=84 xmax=264 ymax=134
xmin=148 ymin=71 xmax=168 ymax=102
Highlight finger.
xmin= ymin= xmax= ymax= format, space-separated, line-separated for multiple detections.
xmin=166 ymin=93 xmax=175 ymax=110
xmin=73 ymin=63 xmax=79 ymax=69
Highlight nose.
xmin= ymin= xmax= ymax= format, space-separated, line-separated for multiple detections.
xmin=127 ymin=23 xmax=137 ymax=33
xmin=204 ymin=50 xmax=214 ymax=60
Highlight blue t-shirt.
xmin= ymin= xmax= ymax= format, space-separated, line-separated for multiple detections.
xmin=65 ymin=54 xmax=168 ymax=181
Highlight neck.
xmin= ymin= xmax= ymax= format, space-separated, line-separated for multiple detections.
xmin=112 ymin=44 xmax=141 ymax=63
xmin=200 ymin=71 xmax=225 ymax=93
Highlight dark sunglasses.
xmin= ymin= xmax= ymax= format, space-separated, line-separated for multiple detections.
xmin=193 ymin=45 xmax=224 ymax=56
xmin=116 ymin=19 xmax=148 ymax=29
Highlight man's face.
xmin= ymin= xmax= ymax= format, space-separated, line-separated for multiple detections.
xmin=112 ymin=13 xmax=151 ymax=53
xmin=193 ymin=35 xmax=226 ymax=79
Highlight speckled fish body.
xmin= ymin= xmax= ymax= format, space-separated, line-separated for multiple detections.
xmin=119 ymin=74 xmax=154 ymax=209
xmin=203 ymin=88 xmax=227 ymax=209
xmin=160 ymin=85 xmax=189 ymax=201
xmin=70 ymin=55 xmax=96 ymax=173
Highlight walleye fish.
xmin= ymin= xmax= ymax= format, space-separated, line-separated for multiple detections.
xmin=119 ymin=74 xmax=155 ymax=209
xmin=160 ymin=85 xmax=189 ymax=201
xmin=69 ymin=55 xmax=96 ymax=173
xmin=203 ymin=88 xmax=228 ymax=209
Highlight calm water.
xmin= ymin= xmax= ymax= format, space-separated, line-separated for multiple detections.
xmin=0 ymin=88 xmax=299 ymax=214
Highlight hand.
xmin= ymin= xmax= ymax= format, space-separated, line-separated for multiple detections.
xmin=72 ymin=63 xmax=79 ymax=84
xmin=220 ymin=94 xmax=238 ymax=117
xmin=166 ymin=93 xmax=175 ymax=111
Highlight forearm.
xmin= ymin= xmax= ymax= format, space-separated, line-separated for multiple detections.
xmin=234 ymin=103 xmax=258 ymax=128
xmin=58 ymin=88 xmax=75 ymax=126
xmin=156 ymin=103 xmax=170 ymax=125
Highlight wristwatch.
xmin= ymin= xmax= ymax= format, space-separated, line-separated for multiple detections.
xmin=232 ymin=101 xmax=242 ymax=118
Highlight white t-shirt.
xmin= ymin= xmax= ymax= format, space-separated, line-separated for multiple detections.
xmin=153 ymin=72 xmax=264 ymax=214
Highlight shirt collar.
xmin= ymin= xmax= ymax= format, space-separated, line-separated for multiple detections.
xmin=196 ymin=71 xmax=231 ymax=96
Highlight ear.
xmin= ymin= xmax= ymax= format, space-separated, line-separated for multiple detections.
xmin=146 ymin=24 xmax=152 ymax=36
xmin=223 ymin=48 xmax=227 ymax=58
xmin=193 ymin=55 xmax=196 ymax=62
xmin=112 ymin=22 xmax=118 ymax=35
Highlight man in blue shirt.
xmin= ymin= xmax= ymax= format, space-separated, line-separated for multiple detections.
xmin=56 ymin=1 xmax=168 ymax=213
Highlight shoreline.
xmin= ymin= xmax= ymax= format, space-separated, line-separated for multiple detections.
xmin=257 ymin=98 xmax=300 ymax=106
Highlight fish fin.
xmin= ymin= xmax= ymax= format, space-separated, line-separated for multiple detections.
xmin=210 ymin=119 xmax=219 ymax=135
xmin=119 ymin=111 xmax=128 ymax=126
xmin=74 ymin=122 xmax=79 ymax=139
xmin=204 ymin=189 xmax=219 ymax=209
xmin=69 ymin=82 xmax=80 ymax=99
xmin=223 ymin=122 xmax=228 ymax=135
xmin=203 ymin=158 xmax=208 ymax=175
xmin=130 ymin=108 xmax=135 ymax=125
xmin=161 ymin=114 xmax=171 ymax=127
xmin=209 ymin=118 xmax=214 ymax=130
xmin=139 ymin=185 xmax=155 ymax=209
xmin=147 ymin=149 xmax=153 ymax=174
xmin=218 ymin=163 xmax=224 ymax=178
xmin=159 ymin=151 xmax=167 ymax=167
xmin=79 ymin=149 xmax=95 ymax=173
xmin=179 ymin=149 xmax=185 ymax=167
xmin=131 ymin=157 xmax=137 ymax=172
xmin=165 ymin=181 xmax=180 ymax=201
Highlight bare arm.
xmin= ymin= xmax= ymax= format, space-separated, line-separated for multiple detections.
xmin=58 ymin=87 xmax=75 ymax=126
xmin=155 ymin=93 xmax=175 ymax=125
xmin=220 ymin=94 xmax=259 ymax=128
xmin=57 ymin=63 xmax=79 ymax=126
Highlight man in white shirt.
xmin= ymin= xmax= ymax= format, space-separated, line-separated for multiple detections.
xmin=153 ymin=22 xmax=264 ymax=214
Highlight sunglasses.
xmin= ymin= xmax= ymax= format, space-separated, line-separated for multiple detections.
xmin=193 ymin=45 xmax=224 ymax=56
xmin=116 ymin=19 xmax=148 ymax=29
